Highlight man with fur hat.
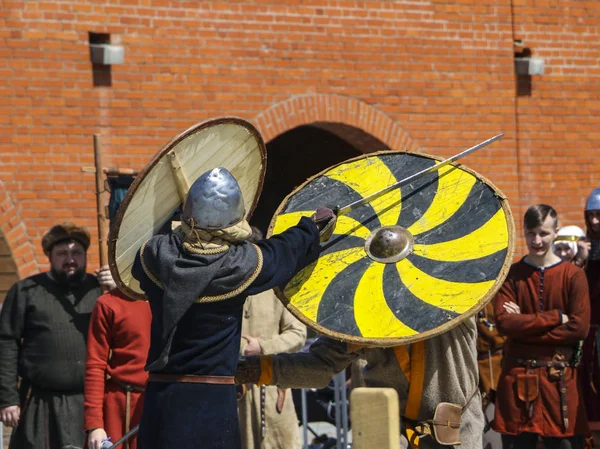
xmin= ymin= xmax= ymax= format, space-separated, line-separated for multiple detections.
xmin=130 ymin=167 xmax=336 ymax=449
xmin=0 ymin=222 xmax=115 ymax=449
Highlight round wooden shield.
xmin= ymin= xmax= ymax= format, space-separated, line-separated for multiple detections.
xmin=109 ymin=117 xmax=266 ymax=299
xmin=269 ymin=150 xmax=515 ymax=346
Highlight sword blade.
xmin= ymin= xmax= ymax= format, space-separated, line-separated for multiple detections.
xmin=336 ymin=133 xmax=504 ymax=217
xmin=101 ymin=425 xmax=140 ymax=449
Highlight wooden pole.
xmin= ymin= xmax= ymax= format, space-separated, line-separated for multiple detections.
xmin=93 ymin=134 xmax=109 ymax=267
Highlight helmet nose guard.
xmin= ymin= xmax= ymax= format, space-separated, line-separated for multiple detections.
xmin=182 ymin=167 xmax=246 ymax=230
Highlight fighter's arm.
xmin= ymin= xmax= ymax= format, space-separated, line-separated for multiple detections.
xmin=259 ymin=307 xmax=307 ymax=355
xmin=521 ymin=269 xmax=590 ymax=345
xmin=84 ymin=298 xmax=114 ymax=433
xmin=0 ymin=283 xmax=25 ymax=426
xmin=262 ymin=337 xmax=358 ymax=389
xmin=245 ymin=217 xmax=321 ymax=295
xmin=0 ymin=283 xmax=25 ymax=407
xmin=494 ymin=276 xmax=562 ymax=337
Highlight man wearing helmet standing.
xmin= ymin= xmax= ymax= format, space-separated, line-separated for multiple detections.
xmin=131 ymin=167 xmax=336 ymax=449
xmin=581 ymin=187 xmax=600 ymax=443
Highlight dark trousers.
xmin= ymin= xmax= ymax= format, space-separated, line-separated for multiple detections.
xmin=501 ymin=432 xmax=585 ymax=449
xmin=138 ymin=381 xmax=241 ymax=449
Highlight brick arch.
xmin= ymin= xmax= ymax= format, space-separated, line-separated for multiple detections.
xmin=253 ymin=94 xmax=420 ymax=152
xmin=0 ymin=179 xmax=38 ymax=282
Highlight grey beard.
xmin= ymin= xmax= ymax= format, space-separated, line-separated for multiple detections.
xmin=50 ymin=266 xmax=86 ymax=288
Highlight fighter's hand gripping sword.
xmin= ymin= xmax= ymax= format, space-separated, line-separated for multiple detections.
xmin=333 ymin=133 xmax=504 ymax=217
xmin=99 ymin=425 xmax=140 ymax=449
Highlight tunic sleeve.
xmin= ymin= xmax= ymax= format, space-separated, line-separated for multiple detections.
xmin=246 ymin=217 xmax=320 ymax=295
xmin=267 ymin=337 xmax=358 ymax=389
xmin=0 ymin=282 xmax=26 ymax=408
xmin=259 ymin=307 xmax=306 ymax=356
xmin=84 ymin=299 xmax=114 ymax=431
xmin=522 ymin=269 xmax=590 ymax=345
xmin=494 ymin=275 xmax=562 ymax=337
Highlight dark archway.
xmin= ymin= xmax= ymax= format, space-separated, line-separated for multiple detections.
xmin=0 ymin=232 xmax=19 ymax=303
xmin=250 ymin=123 xmax=390 ymax=234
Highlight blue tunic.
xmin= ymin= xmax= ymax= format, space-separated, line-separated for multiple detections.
xmin=132 ymin=218 xmax=320 ymax=449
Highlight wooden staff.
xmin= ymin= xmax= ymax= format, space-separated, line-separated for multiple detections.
xmin=93 ymin=134 xmax=109 ymax=267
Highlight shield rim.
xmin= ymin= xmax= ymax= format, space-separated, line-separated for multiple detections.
xmin=108 ymin=116 xmax=267 ymax=300
xmin=268 ymin=148 xmax=515 ymax=347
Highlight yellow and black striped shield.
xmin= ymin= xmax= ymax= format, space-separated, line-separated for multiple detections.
xmin=269 ymin=150 xmax=515 ymax=346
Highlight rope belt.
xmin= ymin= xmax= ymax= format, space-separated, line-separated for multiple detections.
xmin=108 ymin=378 xmax=145 ymax=449
xmin=512 ymin=358 xmax=570 ymax=431
xmin=148 ymin=374 xmax=235 ymax=385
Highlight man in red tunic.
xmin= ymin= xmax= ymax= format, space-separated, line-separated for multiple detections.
xmin=493 ymin=204 xmax=590 ymax=449
xmin=84 ymin=289 xmax=152 ymax=449
xmin=580 ymin=187 xmax=600 ymax=444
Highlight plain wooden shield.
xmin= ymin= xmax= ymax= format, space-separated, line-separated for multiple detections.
xmin=109 ymin=117 xmax=266 ymax=299
xmin=269 ymin=150 xmax=515 ymax=346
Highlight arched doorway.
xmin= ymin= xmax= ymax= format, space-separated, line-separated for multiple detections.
xmin=0 ymin=231 xmax=19 ymax=304
xmin=250 ymin=122 xmax=391 ymax=233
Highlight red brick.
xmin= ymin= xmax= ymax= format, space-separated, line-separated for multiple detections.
xmin=0 ymin=0 xmax=597 ymax=268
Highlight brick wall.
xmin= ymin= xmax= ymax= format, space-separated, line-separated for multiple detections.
xmin=0 ymin=0 xmax=599 ymax=294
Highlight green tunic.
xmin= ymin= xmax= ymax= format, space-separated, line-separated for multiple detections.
xmin=0 ymin=272 xmax=101 ymax=449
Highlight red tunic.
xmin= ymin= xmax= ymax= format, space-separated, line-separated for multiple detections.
xmin=581 ymin=259 xmax=600 ymax=428
xmin=84 ymin=290 xmax=152 ymax=449
xmin=492 ymin=258 xmax=590 ymax=437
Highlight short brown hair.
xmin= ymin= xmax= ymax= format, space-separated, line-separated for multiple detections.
xmin=524 ymin=204 xmax=558 ymax=230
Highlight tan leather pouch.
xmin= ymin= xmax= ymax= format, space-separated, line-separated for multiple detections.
xmin=516 ymin=373 xmax=539 ymax=402
xmin=415 ymin=402 xmax=462 ymax=446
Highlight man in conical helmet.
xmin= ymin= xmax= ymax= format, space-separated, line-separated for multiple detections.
xmin=131 ymin=167 xmax=336 ymax=449
xmin=580 ymin=186 xmax=600 ymax=444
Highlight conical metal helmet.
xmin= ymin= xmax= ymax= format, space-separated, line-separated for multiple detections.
xmin=182 ymin=167 xmax=245 ymax=230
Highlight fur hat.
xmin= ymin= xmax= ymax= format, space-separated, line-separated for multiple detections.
xmin=41 ymin=222 xmax=91 ymax=255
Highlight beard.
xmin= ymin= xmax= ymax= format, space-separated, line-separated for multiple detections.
xmin=51 ymin=265 xmax=86 ymax=288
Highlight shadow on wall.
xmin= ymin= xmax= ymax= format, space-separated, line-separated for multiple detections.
xmin=250 ymin=123 xmax=390 ymax=234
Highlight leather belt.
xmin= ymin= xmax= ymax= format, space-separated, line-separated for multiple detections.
xmin=477 ymin=349 xmax=502 ymax=360
xmin=148 ymin=374 xmax=235 ymax=385
xmin=109 ymin=377 xmax=146 ymax=393
xmin=513 ymin=358 xmax=570 ymax=430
